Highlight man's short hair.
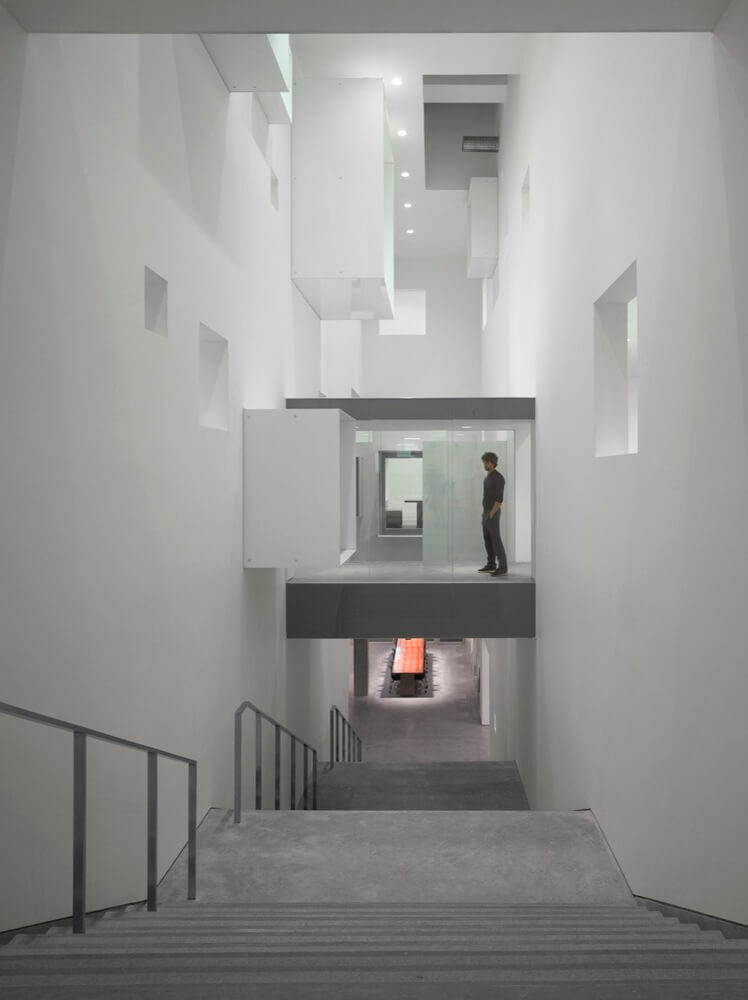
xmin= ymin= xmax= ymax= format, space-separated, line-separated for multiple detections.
xmin=481 ymin=451 xmax=498 ymax=465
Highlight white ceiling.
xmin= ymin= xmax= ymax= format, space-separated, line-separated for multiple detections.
xmin=2 ymin=0 xmax=732 ymax=33
xmin=294 ymin=35 xmax=523 ymax=259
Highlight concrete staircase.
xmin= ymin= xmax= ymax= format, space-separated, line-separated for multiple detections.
xmin=3 ymin=774 xmax=748 ymax=997
xmin=316 ymin=761 xmax=531 ymax=810
xmin=3 ymin=899 xmax=748 ymax=998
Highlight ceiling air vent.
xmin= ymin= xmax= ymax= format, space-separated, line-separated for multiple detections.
xmin=462 ymin=135 xmax=499 ymax=152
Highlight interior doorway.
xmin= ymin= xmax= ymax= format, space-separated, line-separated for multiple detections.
xmin=349 ymin=638 xmax=490 ymax=762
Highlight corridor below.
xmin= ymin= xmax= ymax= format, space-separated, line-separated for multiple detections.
xmin=349 ymin=640 xmax=491 ymax=762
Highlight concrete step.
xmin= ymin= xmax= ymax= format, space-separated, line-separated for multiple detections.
xmin=1 ymin=981 xmax=746 ymax=1000
xmin=316 ymin=761 xmax=530 ymax=811
xmin=13 ymin=937 xmax=742 ymax=957
xmin=4 ymin=953 xmax=748 ymax=982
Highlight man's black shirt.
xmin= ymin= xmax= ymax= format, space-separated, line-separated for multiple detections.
xmin=483 ymin=469 xmax=505 ymax=511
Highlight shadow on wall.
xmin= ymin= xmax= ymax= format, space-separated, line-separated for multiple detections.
xmin=488 ymin=637 xmax=537 ymax=806
xmin=0 ymin=6 xmax=26 ymax=286
xmin=139 ymin=35 xmax=229 ymax=244
xmin=714 ymin=1 xmax=748 ymax=440
xmin=241 ymin=568 xmax=287 ymax=719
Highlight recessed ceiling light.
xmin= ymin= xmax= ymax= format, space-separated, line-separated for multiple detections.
xmin=406 ymin=229 xmax=414 ymax=235
xmin=392 ymin=76 xmax=403 ymax=86
xmin=401 ymin=171 xmax=410 ymax=178
xmin=397 ymin=129 xmax=407 ymax=137
xmin=404 ymin=202 xmax=412 ymax=208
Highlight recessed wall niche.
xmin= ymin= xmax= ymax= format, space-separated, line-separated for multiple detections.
xmin=199 ymin=324 xmax=229 ymax=431
xmin=270 ymin=170 xmax=279 ymax=210
xmin=594 ymin=262 xmax=638 ymax=458
xmin=144 ymin=266 xmax=168 ymax=336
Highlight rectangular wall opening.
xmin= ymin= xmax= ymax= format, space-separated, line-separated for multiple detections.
xmin=270 ymin=170 xmax=279 ymax=210
xmin=144 ymin=266 xmax=168 ymax=336
xmin=594 ymin=262 xmax=638 ymax=458
xmin=199 ymin=324 xmax=229 ymax=430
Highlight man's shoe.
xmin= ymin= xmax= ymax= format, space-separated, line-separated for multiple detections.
xmin=491 ymin=568 xmax=508 ymax=577
xmin=478 ymin=564 xmax=496 ymax=573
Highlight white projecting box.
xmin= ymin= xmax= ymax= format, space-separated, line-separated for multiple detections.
xmin=243 ymin=409 xmax=356 ymax=569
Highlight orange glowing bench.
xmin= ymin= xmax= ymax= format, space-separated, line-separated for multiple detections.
xmin=391 ymin=638 xmax=426 ymax=679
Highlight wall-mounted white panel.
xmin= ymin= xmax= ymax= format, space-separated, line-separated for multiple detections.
xmin=200 ymin=33 xmax=290 ymax=93
xmin=292 ymin=78 xmax=393 ymax=320
xmin=243 ymin=409 xmax=355 ymax=568
xmin=468 ymin=177 xmax=498 ymax=278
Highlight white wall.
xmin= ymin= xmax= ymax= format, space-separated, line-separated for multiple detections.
xmin=286 ymin=639 xmax=352 ymax=762
xmin=320 ymin=320 xmax=362 ymax=397
xmin=362 ymin=257 xmax=481 ymax=397
xmin=483 ymin=5 xmax=748 ymax=924
xmin=0 ymin=17 xmax=321 ymax=932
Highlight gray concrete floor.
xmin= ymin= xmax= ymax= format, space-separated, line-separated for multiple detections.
xmin=289 ymin=560 xmax=534 ymax=583
xmin=349 ymin=640 xmax=492 ymax=763
xmin=158 ymin=808 xmax=635 ymax=906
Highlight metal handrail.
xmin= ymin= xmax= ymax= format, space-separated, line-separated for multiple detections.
xmin=0 ymin=700 xmax=197 ymax=935
xmin=234 ymin=700 xmax=317 ymax=821
xmin=329 ymin=705 xmax=363 ymax=768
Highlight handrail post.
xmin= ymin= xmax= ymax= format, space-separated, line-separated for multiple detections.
xmin=348 ymin=723 xmax=352 ymax=762
xmin=329 ymin=708 xmax=334 ymax=770
xmin=234 ymin=710 xmax=242 ymax=822
xmin=147 ymin=751 xmax=158 ymax=912
xmin=312 ymin=750 xmax=318 ymax=810
xmin=335 ymin=709 xmax=340 ymax=763
xmin=188 ymin=761 xmax=197 ymax=900
xmin=359 ymin=737 xmax=363 ymax=762
xmin=274 ymin=724 xmax=281 ymax=810
xmin=290 ymin=736 xmax=297 ymax=811
xmin=255 ymin=713 xmax=262 ymax=811
xmin=303 ymin=745 xmax=309 ymax=810
xmin=73 ymin=731 xmax=87 ymax=934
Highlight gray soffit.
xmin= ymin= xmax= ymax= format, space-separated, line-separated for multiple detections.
xmin=2 ymin=0 xmax=732 ymax=33
xmin=286 ymin=397 xmax=535 ymax=420
xmin=286 ymin=581 xmax=536 ymax=639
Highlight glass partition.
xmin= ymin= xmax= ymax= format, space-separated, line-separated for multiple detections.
xmin=289 ymin=418 xmax=534 ymax=582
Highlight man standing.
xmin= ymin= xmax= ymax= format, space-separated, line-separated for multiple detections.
xmin=479 ymin=451 xmax=508 ymax=577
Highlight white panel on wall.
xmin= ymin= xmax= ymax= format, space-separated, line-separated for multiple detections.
xmin=292 ymin=78 xmax=394 ymax=320
xmin=201 ymin=34 xmax=293 ymax=123
xmin=379 ymin=289 xmax=427 ymax=336
xmin=243 ymin=409 xmax=355 ymax=568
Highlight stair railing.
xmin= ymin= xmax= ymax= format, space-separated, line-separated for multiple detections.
xmin=234 ymin=700 xmax=317 ymax=821
xmin=329 ymin=706 xmax=363 ymax=768
xmin=0 ymin=700 xmax=197 ymax=935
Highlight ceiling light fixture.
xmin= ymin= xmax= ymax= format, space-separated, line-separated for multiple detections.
xmin=404 ymin=202 xmax=412 ymax=208
xmin=406 ymin=229 xmax=414 ymax=235
xmin=392 ymin=76 xmax=403 ymax=86
xmin=397 ymin=129 xmax=407 ymax=137
xmin=401 ymin=171 xmax=410 ymax=178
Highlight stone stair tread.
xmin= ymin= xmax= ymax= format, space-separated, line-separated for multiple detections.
xmin=5 ymin=957 xmax=748 ymax=979
xmin=10 ymin=941 xmax=740 ymax=959
xmin=1 ymin=981 xmax=745 ymax=1000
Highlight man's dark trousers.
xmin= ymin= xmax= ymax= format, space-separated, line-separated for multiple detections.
xmin=482 ymin=511 xmax=508 ymax=572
